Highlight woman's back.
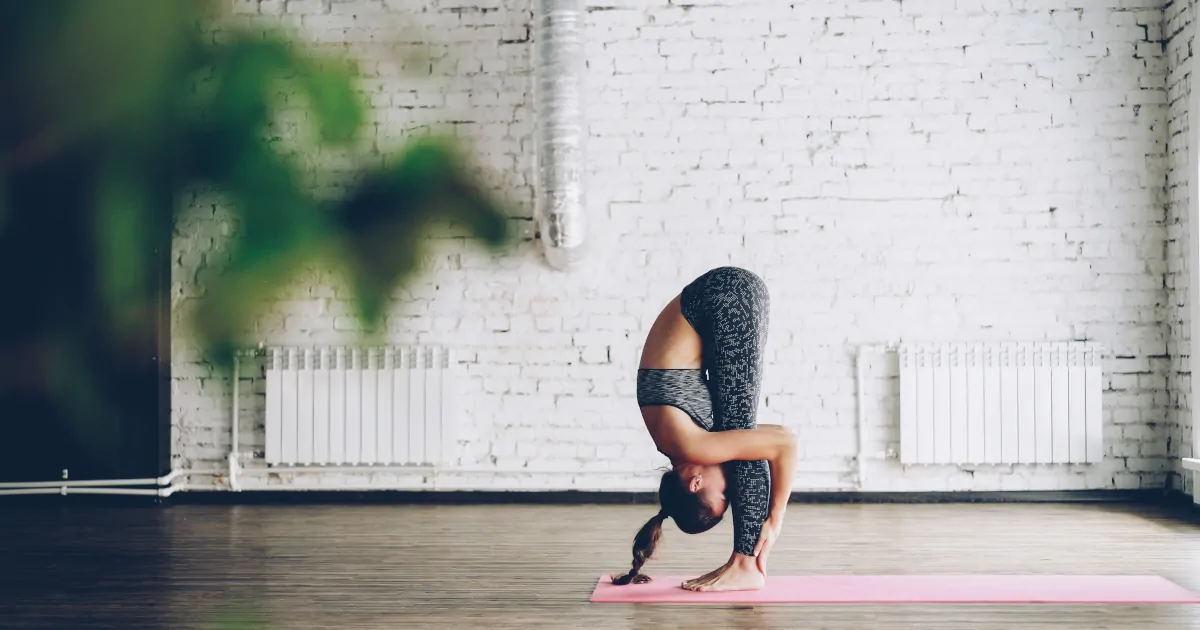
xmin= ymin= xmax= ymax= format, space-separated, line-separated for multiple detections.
xmin=639 ymin=295 xmax=703 ymax=370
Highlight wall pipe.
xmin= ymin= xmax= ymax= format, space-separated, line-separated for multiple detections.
xmin=0 ymin=468 xmax=187 ymax=490
xmin=855 ymin=343 xmax=899 ymax=491
xmin=230 ymin=353 xmax=242 ymax=492
xmin=0 ymin=480 xmax=197 ymax=497
xmin=227 ymin=347 xmax=267 ymax=492
xmin=228 ymin=465 xmax=664 ymax=476
xmin=533 ymin=0 xmax=587 ymax=270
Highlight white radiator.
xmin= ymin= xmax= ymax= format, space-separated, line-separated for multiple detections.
xmin=264 ymin=346 xmax=457 ymax=467
xmin=898 ymin=342 xmax=1103 ymax=465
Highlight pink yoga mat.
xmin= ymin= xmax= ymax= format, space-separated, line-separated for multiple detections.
xmin=590 ymin=575 xmax=1200 ymax=604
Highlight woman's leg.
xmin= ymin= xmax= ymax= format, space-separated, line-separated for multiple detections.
xmin=691 ymin=267 xmax=771 ymax=557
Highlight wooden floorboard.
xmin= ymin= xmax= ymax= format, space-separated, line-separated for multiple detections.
xmin=1 ymin=502 xmax=1198 ymax=629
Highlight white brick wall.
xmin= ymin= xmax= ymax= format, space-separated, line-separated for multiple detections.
xmin=1167 ymin=0 xmax=1197 ymax=498
xmin=174 ymin=0 xmax=1185 ymax=493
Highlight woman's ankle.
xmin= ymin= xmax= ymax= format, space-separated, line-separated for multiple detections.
xmin=729 ymin=552 xmax=758 ymax=570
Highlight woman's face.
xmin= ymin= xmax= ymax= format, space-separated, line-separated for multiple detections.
xmin=676 ymin=462 xmax=728 ymax=517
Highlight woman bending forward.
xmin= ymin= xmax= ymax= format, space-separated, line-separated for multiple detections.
xmin=612 ymin=266 xmax=797 ymax=592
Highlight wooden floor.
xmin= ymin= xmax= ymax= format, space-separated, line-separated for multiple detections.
xmin=1 ymin=501 xmax=1199 ymax=629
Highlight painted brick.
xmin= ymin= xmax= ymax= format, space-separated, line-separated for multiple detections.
xmin=1165 ymin=0 xmax=1198 ymax=498
xmin=169 ymin=0 xmax=1191 ymax=495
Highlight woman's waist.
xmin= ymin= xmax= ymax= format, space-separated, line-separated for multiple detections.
xmin=636 ymin=369 xmax=711 ymax=403
xmin=637 ymin=369 xmax=713 ymax=433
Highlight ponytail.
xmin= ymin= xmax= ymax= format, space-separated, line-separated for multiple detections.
xmin=610 ymin=469 xmax=724 ymax=585
xmin=611 ymin=511 xmax=666 ymax=585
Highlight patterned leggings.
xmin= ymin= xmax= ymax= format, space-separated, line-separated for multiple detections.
xmin=680 ymin=266 xmax=771 ymax=557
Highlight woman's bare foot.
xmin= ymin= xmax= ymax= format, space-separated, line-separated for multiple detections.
xmin=681 ymin=553 xmax=765 ymax=592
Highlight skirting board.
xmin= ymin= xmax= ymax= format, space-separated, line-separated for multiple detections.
xmin=133 ymin=488 xmax=1200 ymax=505
xmin=2 ymin=489 xmax=1196 ymax=508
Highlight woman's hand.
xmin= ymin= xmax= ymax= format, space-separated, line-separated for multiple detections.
xmin=753 ymin=512 xmax=785 ymax=575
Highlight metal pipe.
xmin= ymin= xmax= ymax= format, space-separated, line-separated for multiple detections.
xmin=227 ymin=465 xmax=852 ymax=477
xmin=0 ymin=486 xmax=165 ymax=497
xmin=0 ymin=477 xmax=163 ymax=489
xmin=0 ymin=488 xmax=61 ymax=496
xmin=65 ymin=487 xmax=165 ymax=496
xmin=230 ymin=465 xmax=655 ymax=475
xmin=195 ymin=463 xmax=853 ymax=477
xmin=182 ymin=481 xmax=854 ymax=493
xmin=0 ymin=469 xmax=184 ymax=490
xmin=855 ymin=343 xmax=899 ymax=491
xmin=533 ymin=0 xmax=587 ymax=270
xmin=230 ymin=354 xmax=242 ymax=492
xmin=855 ymin=347 xmax=867 ymax=491
xmin=0 ymin=468 xmax=855 ymax=495
xmin=0 ymin=468 xmax=212 ymax=491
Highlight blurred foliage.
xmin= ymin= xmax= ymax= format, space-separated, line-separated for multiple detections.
xmin=0 ymin=0 xmax=511 ymax=477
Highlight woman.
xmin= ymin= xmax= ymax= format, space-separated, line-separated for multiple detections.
xmin=611 ymin=266 xmax=797 ymax=592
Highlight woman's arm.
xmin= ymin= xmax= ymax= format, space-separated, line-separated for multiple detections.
xmin=686 ymin=424 xmax=796 ymax=516
xmin=676 ymin=424 xmax=796 ymax=469
xmin=762 ymin=426 xmax=796 ymax=517
xmin=678 ymin=423 xmax=797 ymax=517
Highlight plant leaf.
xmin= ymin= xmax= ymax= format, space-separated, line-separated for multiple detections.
xmin=93 ymin=160 xmax=148 ymax=327
xmin=208 ymin=38 xmax=296 ymax=139
xmin=332 ymin=137 xmax=511 ymax=326
xmin=298 ymin=57 xmax=363 ymax=145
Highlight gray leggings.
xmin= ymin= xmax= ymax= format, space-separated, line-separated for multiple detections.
xmin=681 ymin=266 xmax=771 ymax=556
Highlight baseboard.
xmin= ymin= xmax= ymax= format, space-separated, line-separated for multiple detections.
xmin=168 ymin=488 xmax=1185 ymax=505
xmin=175 ymin=490 xmax=658 ymax=505
xmin=787 ymin=489 xmax=1188 ymax=504
xmin=2 ymin=488 xmax=1192 ymax=507
xmin=1161 ymin=487 xmax=1198 ymax=506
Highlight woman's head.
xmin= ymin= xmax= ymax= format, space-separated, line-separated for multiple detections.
xmin=611 ymin=467 xmax=729 ymax=585
xmin=669 ymin=463 xmax=728 ymax=527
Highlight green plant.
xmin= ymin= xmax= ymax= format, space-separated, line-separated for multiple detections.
xmin=0 ymin=0 xmax=511 ymax=475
